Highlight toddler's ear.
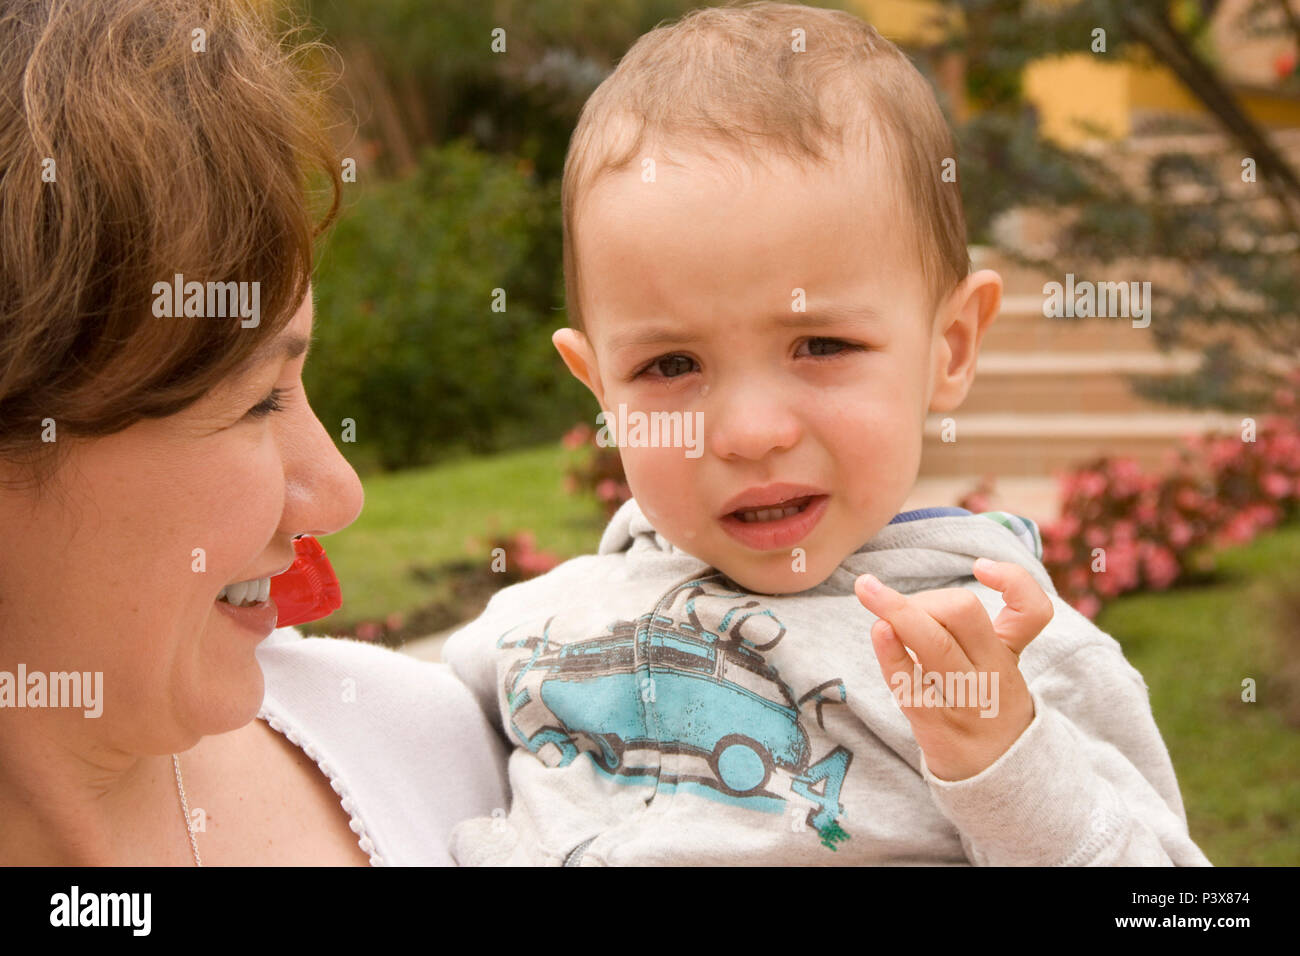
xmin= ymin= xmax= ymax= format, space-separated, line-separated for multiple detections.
xmin=928 ymin=269 xmax=1002 ymax=414
xmin=552 ymin=328 xmax=605 ymax=404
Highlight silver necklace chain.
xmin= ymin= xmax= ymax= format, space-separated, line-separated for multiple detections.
xmin=171 ymin=754 xmax=203 ymax=867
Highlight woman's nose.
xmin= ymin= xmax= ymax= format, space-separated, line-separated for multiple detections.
xmin=278 ymin=403 xmax=364 ymax=538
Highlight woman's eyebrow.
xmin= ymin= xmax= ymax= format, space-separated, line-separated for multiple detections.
xmin=274 ymin=334 xmax=312 ymax=362
xmin=248 ymin=332 xmax=312 ymax=368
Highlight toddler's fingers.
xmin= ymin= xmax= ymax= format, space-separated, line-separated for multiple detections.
xmin=903 ymin=586 xmax=1004 ymax=671
xmin=870 ymin=618 xmax=920 ymax=710
xmin=971 ymin=558 xmax=1054 ymax=655
xmin=856 ymin=573 xmax=973 ymax=676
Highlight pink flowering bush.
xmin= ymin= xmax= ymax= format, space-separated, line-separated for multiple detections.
xmin=470 ymin=529 xmax=561 ymax=584
xmin=1182 ymin=420 xmax=1300 ymax=547
xmin=956 ymin=475 xmax=997 ymax=514
xmin=562 ymin=421 xmax=631 ymax=518
xmin=1034 ymin=370 xmax=1300 ymax=618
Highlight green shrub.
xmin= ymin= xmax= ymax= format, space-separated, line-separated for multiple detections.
xmin=308 ymin=140 xmax=592 ymax=471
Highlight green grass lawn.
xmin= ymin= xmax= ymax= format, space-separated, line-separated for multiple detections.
xmin=314 ymin=442 xmax=1299 ymax=865
xmin=1095 ymin=523 xmax=1300 ymax=866
xmin=309 ymin=443 xmax=603 ymax=631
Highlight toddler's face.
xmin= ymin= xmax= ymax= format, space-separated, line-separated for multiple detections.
xmin=559 ymin=142 xmax=995 ymax=593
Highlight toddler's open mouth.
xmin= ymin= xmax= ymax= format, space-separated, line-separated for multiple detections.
xmin=717 ymin=487 xmax=829 ymax=551
xmin=730 ymin=495 xmax=816 ymax=523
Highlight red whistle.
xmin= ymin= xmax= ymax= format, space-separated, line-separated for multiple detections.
xmin=270 ymin=535 xmax=343 ymax=627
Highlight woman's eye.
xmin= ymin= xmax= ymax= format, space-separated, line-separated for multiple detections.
xmin=246 ymin=387 xmax=287 ymax=419
xmin=640 ymin=354 xmax=698 ymax=379
xmin=799 ymin=337 xmax=860 ymax=358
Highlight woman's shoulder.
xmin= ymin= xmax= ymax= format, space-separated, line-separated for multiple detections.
xmin=255 ymin=627 xmax=510 ymax=865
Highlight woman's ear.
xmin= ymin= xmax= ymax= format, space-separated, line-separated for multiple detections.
xmin=928 ymin=269 xmax=1002 ymax=414
xmin=552 ymin=328 xmax=606 ymax=406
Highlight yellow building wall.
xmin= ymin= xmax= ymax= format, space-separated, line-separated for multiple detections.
xmin=1024 ymin=54 xmax=1131 ymax=143
xmin=851 ymin=1 xmax=1300 ymax=143
xmin=1026 ymin=56 xmax=1300 ymax=146
xmin=853 ymin=0 xmax=954 ymax=44
xmin=1239 ymin=91 xmax=1300 ymax=127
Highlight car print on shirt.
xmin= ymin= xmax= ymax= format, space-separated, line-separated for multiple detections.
xmin=497 ymin=578 xmax=854 ymax=849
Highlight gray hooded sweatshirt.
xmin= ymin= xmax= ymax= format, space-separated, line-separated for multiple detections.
xmin=443 ymin=499 xmax=1212 ymax=866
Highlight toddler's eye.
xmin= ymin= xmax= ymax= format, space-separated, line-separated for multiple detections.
xmin=799 ymin=337 xmax=861 ymax=358
xmin=640 ymin=354 xmax=698 ymax=379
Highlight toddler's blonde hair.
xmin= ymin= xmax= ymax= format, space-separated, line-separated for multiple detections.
xmin=561 ymin=0 xmax=970 ymax=330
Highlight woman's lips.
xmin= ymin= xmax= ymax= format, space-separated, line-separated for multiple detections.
xmin=214 ymin=594 xmax=280 ymax=636
xmin=718 ymin=494 xmax=829 ymax=551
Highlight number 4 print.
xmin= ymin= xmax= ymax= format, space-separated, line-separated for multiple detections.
xmin=791 ymin=745 xmax=853 ymax=847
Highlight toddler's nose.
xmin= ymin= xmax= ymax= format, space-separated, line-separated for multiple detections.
xmin=707 ymin=386 xmax=801 ymax=462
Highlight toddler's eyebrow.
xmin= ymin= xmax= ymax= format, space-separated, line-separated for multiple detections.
xmin=607 ymin=304 xmax=882 ymax=350
xmin=608 ymin=326 xmax=703 ymax=350
xmin=774 ymin=304 xmax=884 ymax=329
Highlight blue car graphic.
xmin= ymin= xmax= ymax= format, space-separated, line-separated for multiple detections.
xmin=499 ymin=580 xmax=853 ymax=838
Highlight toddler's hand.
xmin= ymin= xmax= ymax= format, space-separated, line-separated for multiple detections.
xmin=854 ymin=559 xmax=1054 ymax=781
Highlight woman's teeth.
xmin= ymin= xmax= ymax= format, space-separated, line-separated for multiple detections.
xmin=733 ymin=498 xmax=811 ymax=523
xmin=217 ymin=576 xmax=271 ymax=607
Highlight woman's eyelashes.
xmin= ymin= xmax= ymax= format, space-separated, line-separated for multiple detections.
xmin=246 ymin=386 xmax=288 ymax=419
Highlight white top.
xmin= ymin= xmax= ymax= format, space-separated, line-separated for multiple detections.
xmin=256 ymin=626 xmax=510 ymax=866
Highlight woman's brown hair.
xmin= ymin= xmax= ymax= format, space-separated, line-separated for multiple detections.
xmin=0 ymin=0 xmax=341 ymax=494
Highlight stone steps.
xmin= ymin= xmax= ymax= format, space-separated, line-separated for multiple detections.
xmin=920 ymin=410 xmax=1241 ymax=477
xmin=980 ymin=295 xmax=1160 ymax=353
xmin=960 ymin=348 xmax=1208 ymax=414
xmin=913 ymin=245 xmax=1267 ymax=507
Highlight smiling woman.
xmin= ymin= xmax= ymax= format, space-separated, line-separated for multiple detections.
xmin=0 ymin=0 xmax=507 ymax=865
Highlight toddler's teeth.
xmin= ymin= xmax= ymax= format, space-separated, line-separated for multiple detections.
xmin=735 ymin=503 xmax=807 ymax=523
